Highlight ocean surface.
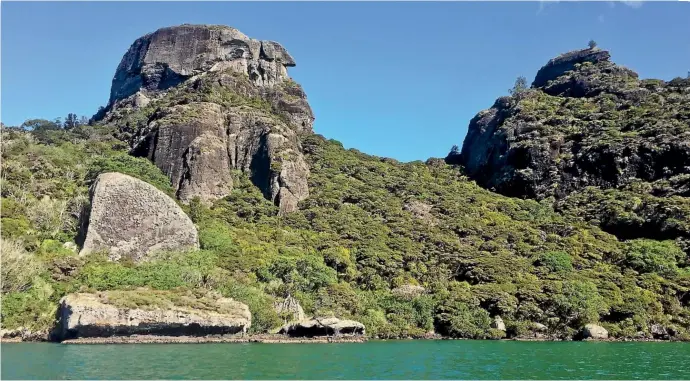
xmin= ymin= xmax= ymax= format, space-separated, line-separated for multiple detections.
xmin=2 ymin=340 xmax=689 ymax=379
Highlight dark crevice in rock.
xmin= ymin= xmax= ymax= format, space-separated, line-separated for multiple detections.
xmin=61 ymin=323 xmax=245 ymax=340
xmin=249 ymin=134 xmax=273 ymax=201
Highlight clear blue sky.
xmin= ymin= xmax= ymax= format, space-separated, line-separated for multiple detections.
xmin=2 ymin=1 xmax=688 ymax=162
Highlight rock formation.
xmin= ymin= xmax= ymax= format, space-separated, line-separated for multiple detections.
xmin=449 ymin=47 xmax=690 ymax=241
xmin=581 ymin=323 xmax=609 ymax=340
xmin=273 ymin=295 xmax=305 ymax=323
xmin=391 ymin=285 xmax=426 ymax=299
xmin=78 ymin=172 xmax=199 ymax=261
xmin=57 ymin=291 xmax=251 ymax=340
xmin=279 ymin=317 xmax=365 ymax=337
xmin=491 ymin=316 xmax=506 ymax=331
xmin=97 ymin=24 xmax=314 ymax=213
xmin=108 ymin=24 xmax=295 ymax=104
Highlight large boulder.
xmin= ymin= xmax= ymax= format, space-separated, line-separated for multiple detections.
xmin=279 ymin=317 xmax=365 ymax=337
xmin=581 ymin=324 xmax=609 ymax=340
xmin=78 ymin=172 xmax=199 ymax=261
xmin=57 ymin=290 xmax=251 ymax=340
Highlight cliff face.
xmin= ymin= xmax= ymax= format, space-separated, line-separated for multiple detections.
xmin=98 ymin=24 xmax=314 ymax=213
xmin=450 ymin=48 xmax=690 ymax=241
xmin=109 ymin=24 xmax=295 ymax=104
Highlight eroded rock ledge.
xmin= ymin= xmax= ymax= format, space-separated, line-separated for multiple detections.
xmin=279 ymin=317 xmax=366 ymax=337
xmin=57 ymin=290 xmax=251 ymax=341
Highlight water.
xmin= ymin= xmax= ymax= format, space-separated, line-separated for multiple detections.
xmin=2 ymin=340 xmax=689 ymax=379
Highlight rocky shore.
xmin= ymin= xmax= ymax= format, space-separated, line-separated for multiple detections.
xmin=60 ymin=334 xmax=368 ymax=345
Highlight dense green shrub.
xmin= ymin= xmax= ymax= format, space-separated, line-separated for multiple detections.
xmin=538 ymin=251 xmax=574 ymax=273
xmin=624 ymin=239 xmax=684 ymax=276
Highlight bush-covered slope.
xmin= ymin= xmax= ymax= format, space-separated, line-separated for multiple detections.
xmin=449 ymin=48 xmax=690 ymax=244
xmin=2 ymin=124 xmax=689 ymax=340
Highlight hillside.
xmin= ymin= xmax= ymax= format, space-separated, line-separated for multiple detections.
xmin=1 ymin=25 xmax=689 ymax=341
xmin=447 ymin=48 xmax=690 ymax=244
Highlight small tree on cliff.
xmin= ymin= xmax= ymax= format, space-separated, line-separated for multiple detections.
xmin=588 ymin=40 xmax=598 ymax=49
xmin=509 ymin=76 xmax=528 ymax=96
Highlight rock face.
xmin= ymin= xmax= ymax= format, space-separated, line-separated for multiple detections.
xmin=279 ymin=317 xmax=365 ymax=337
xmin=273 ymin=295 xmax=305 ymax=323
xmin=78 ymin=172 xmax=199 ymax=261
xmin=99 ymin=25 xmax=313 ymax=213
xmin=581 ymin=324 xmax=609 ymax=340
xmin=450 ymin=47 xmax=690 ymax=241
xmin=57 ymin=291 xmax=251 ymax=340
xmin=532 ymin=48 xmax=611 ymax=88
xmin=391 ymin=285 xmax=426 ymax=299
xmin=109 ymin=24 xmax=295 ymax=104
xmin=491 ymin=316 xmax=506 ymax=331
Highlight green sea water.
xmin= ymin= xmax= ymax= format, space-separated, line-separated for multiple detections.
xmin=2 ymin=341 xmax=689 ymax=380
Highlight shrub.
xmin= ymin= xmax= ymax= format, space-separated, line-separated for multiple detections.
xmin=1 ymin=238 xmax=45 ymax=293
xmin=624 ymin=239 xmax=684 ymax=276
xmin=86 ymin=154 xmax=174 ymax=195
xmin=538 ymin=251 xmax=573 ymax=273
xmin=436 ymin=300 xmax=492 ymax=339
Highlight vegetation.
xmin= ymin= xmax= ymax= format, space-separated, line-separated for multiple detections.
xmin=509 ymin=76 xmax=529 ymax=96
xmin=2 ymin=119 xmax=688 ymax=341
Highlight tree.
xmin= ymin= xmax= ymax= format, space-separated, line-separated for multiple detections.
xmin=588 ymin=40 xmax=598 ymax=49
xmin=20 ymin=119 xmax=61 ymax=131
xmin=450 ymin=145 xmax=460 ymax=155
xmin=64 ymin=113 xmax=79 ymax=129
xmin=509 ymin=76 xmax=528 ymax=96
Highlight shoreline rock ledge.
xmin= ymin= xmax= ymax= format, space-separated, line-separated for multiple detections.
xmin=57 ymin=291 xmax=251 ymax=341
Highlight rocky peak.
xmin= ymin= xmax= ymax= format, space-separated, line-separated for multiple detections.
xmin=99 ymin=24 xmax=313 ymax=214
xmin=532 ymin=48 xmax=611 ymax=88
xmin=452 ymin=47 xmax=690 ymax=241
xmin=109 ymin=24 xmax=297 ymax=105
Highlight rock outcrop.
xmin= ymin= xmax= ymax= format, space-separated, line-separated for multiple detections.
xmin=391 ymin=285 xmax=426 ymax=299
xmin=279 ymin=317 xmax=365 ymax=337
xmin=491 ymin=316 xmax=506 ymax=331
xmin=450 ymin=47 xmax=690 ymax=241
xmin=273 ymin=295 xmax=305 ymax=323
xmin=98 ymin=25 xmax=313 ymax=213
xmin=581 ymin=324 xmax=609 ymax=340
xmin=109 ymin=24 xmax=295 ymax=104
xmin=57 ymin=291 xmax=251 ymax=340
xmin=78 ymin=172 xmax=199 ymax=261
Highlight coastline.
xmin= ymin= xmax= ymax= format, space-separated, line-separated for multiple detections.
xmin=59 ymin=334 xmax=368 ymax=345
xmin=1 ymin=333 xmax=681 ymax=345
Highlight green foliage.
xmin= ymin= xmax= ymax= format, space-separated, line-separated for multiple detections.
xmin=87 ymin=154 xmax=174 ymax=195
xmin=624 ymin=239 xmax=685 ymax=276
xmin=538 ymin=251 xmax=573 ymax=273
xmin=509 ymin=76 xmax=529 ymax=96
xmin=2 ymin=76 xmax=689 ymax=341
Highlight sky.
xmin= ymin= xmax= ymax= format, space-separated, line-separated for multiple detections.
xmin=2 ymin=1 xmax=689 ymax=162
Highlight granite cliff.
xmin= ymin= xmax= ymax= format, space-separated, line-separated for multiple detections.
xmin=96 ymin=24 xmax=313 ymax=214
